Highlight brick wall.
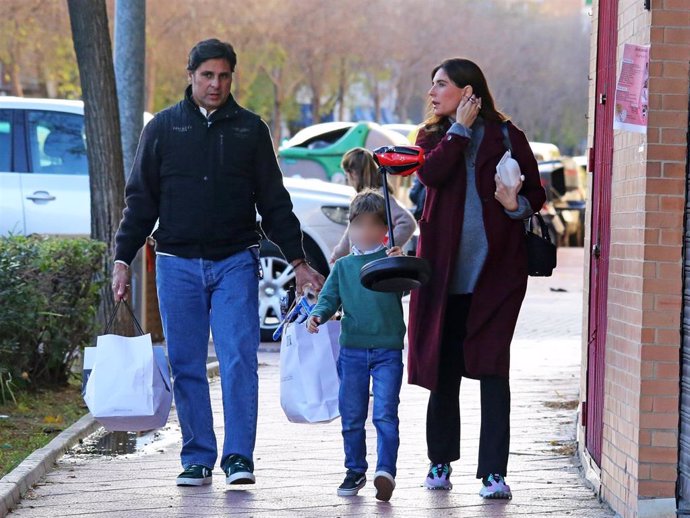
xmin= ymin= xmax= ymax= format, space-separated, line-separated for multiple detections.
xmin=582 ymin=0 xmax=689 ymax=516
xmin=636 ymin=0 xmax=689 ymax=502
xmin=600 ymin=5 xmax=650 ymax=512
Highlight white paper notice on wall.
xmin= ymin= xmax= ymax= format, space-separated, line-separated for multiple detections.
xmin=613 ymin=43 xmax=650 ymax=134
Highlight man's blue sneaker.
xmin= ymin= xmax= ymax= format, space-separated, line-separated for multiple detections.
xmin=176 ymin=464 xmax=212 ymax=486
xmin=223 ymin=454 xmax=256 ymax=485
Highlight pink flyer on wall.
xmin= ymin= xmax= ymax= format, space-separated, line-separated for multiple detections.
xmin=613 ymin=43 xmax=650 ymax=134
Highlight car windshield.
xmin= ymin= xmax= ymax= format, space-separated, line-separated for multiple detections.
xmin=282 ymin=122 xmax=354 ymax=149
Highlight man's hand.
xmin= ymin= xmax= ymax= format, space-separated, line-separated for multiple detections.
xmin=386 ymin=246 xmax=403 ymax=257
xmin=292 ymin=260 xmax=325 ymax=295
xmin=112 ymin=262 xmax=131 ymax=301
xmin=307 ymin=315 xmax=321 ymax=334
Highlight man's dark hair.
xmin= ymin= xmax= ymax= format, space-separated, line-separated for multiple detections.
xmin=187 ymin=39 xmax=237 ymax=72
xmin=349 ymin=189 xmax=387 ymax=226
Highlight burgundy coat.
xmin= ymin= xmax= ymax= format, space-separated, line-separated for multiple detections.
xmin=408 ymin=119 xmax=546 ymax=390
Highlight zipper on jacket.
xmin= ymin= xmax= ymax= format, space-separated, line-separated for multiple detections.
xmin=219 ymin=132 xmax=224 ymax=168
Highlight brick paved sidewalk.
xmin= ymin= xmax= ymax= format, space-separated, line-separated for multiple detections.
xmin=9 ymin=249 xmax=615 ymax=517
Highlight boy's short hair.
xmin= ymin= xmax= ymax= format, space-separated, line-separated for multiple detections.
xmin=349 ymin=189 xmax=387 ymax=226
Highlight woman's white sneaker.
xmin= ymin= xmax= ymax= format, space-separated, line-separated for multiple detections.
xmin=479 ymin=474 xmax=512 ymax=499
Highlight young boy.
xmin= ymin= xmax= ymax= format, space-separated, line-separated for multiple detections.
xmin=307 ymin=189 xmax=406 ymax=502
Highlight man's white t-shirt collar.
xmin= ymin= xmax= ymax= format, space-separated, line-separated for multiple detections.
xmin=199 ymin=106 xmax=217 ymax=118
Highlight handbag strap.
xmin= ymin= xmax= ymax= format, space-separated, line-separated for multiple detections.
xmin=500 ymin=122 xmax=512 ymax=154
xmin=104 ymin=300 xmax=145 ymax=336
xmin=502 ymin=121 xmax=544 ymax=227
xmin=528 ymin=213 xmax=553 ymax=244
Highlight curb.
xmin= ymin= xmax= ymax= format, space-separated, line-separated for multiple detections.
xmin=0 ymin=413 xmax=100 ymax=517
xmin=0 ymin=360 xmax=222 ymax=517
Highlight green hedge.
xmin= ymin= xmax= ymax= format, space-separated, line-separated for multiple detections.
xmin=0 ymin=235 xmax=106 ymax=393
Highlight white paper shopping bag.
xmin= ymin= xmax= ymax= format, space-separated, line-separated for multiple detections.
xmin=280 ymin=320 xmax=340 ymax=423
xmin=83 ymin=301 xmax=172 ymax=432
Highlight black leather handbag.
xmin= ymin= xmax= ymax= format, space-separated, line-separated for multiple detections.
xmin=525 ymin=213 xmax=557 ymax=276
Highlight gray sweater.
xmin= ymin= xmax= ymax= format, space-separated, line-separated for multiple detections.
xmin=447 ymin=118 xmax=532 ymax=294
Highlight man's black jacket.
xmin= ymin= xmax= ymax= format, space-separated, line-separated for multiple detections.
xmin=114 ymin=87 xmax=305 ymax=265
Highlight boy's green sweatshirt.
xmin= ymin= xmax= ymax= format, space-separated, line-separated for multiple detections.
xmin=310 ymin=249 xmax=405 ymax=349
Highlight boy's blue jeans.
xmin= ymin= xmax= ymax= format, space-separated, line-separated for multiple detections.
xmin=337 ymin=347 xmax=403 ymax=477
xmin=155 ymin=249 xmax=260 ymax=470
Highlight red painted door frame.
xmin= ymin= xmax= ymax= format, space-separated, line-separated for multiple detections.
xmin=585 ymin=0 xmax=618 ymax=467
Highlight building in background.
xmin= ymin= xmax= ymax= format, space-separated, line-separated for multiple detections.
xmin=579 ymin=1 xmax=690 ymax=517
xmin=500 ymin=0 xmax=585 ymax=15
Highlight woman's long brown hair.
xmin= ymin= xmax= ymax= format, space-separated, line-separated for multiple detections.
xmin=423 ymin=58 xmax=508 ymax=134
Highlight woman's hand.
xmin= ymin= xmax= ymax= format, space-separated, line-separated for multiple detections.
xmin=494 ymin=173 xmax=523 ymax=211
xmin=386 ymin=246 xmax=403 ymax=257
xmin=307 ymin=315 xmax=321 ymax=334
xmin=455 ymin=95 xmax=482 ymax=128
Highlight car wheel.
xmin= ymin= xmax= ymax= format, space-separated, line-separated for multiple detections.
xmin=258 ymin=246 xmax=295 ymax=342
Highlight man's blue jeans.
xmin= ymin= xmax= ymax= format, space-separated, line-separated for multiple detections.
xmin=156 ymin=249 xmax=260 ymax=470
xmin=337 ymin=347 xmax=403 ymax=477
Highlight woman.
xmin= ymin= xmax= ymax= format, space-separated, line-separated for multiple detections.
xmin=407 ymin=58 xmax=546 ymax=498
xmin=330 ymin=147 xmax=417 ymax=262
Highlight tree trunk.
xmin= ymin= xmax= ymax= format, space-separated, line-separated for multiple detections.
xmin=145 ymin=53 xmax=156 ymax=113
xmin=311 ymin=82 xmax=321 ymax=125
xmin=337 ymin=57 xmax=346 ymax=121
xmin=9 ymin=61 xmax=23 ymax=97
xmin=67 ymin=0 xmax=132 ymax=335
xmin=373 ymin=80 xmax=381 ymax=123
xmin=271 ymin=78 xmax=282 ymax=150
xmin=114 ymin=0 xmax=146 ymax=179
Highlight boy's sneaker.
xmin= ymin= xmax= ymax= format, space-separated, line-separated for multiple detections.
xmin=222 ymin=454 xmax=256 ymax=485
xmin=373 ymin=471 xmax=396 ymax=502
xmin=479 ymin=474 xmax=512 ymax=499
xmin=176 ymin=464 xmax=212 ymax=486
xmin=337 ymin=470 xmax=366 ymax=496
xmin=425 ymin=463 xmax=453 ymax=490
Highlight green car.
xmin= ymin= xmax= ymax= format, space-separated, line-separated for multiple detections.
xmin=278 ymin=121 xmax=409 ymax=184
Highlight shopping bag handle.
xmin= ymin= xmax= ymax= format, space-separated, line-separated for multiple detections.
xmin=104 ymin=300 xmax=145 ymax=336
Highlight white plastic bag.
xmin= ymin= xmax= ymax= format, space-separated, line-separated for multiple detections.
xmin=496 ymin=149 xmax=524 ymax=187
xmin=83 ymin=333 xmax=172 ymax=432
xmin=280 ymin=319 xmax=340 ymax=423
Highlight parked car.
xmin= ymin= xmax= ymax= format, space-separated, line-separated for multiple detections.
xmin=529 ymin=141 xmax=561 ymax=162
xmin=278 ymin=121 xmax=409 ymax=184
xmin=537 ymin=158 xmax=587 ymax=247
xmin=382 ymin=123 xmax=419 ymax=143
xmin=0 ymin=97 xmax=354 ymax=341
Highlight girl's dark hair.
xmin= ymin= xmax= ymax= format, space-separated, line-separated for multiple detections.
xmin=424 ymin=58 xmax=508 ymax=133
xmin=187 ymin=39 xmax=237 ymax=72
xmin=349 ymin=189 xmax=387 ymax=226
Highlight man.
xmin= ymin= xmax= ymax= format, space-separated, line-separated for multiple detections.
xmin=112 ymin=39 xmax=324 ymax=487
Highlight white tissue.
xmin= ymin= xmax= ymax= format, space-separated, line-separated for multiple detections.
xmin=496 ymin=150 xmax=523 ymax=187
